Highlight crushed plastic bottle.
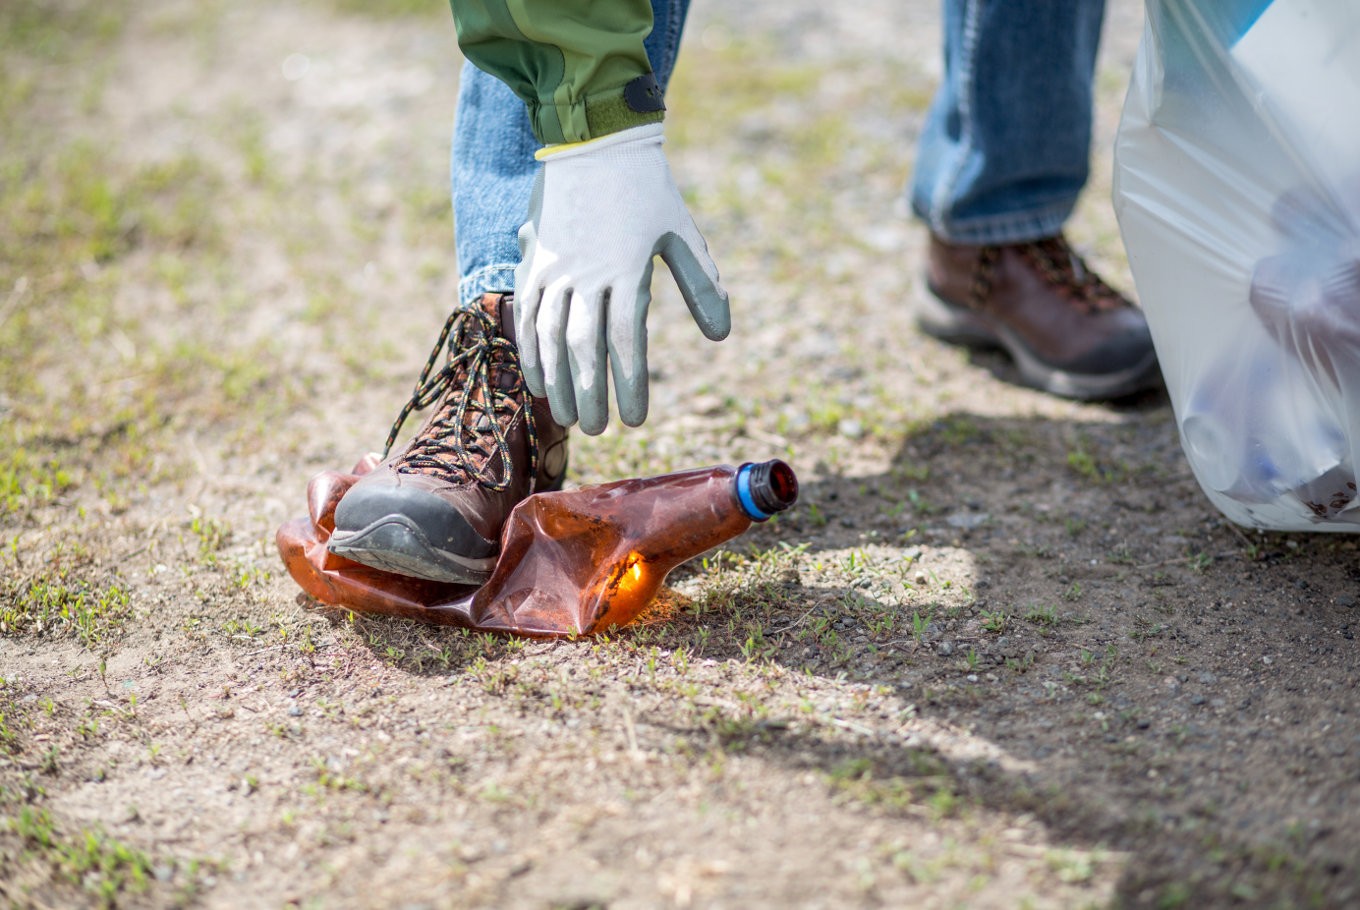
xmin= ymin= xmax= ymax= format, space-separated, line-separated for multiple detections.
xmin=276 ymin=458 xmax=798 ymax=637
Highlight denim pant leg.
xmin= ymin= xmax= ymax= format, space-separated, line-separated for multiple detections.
xmin=451 ymin=0 xmax=691 ymax=309
xmin=909 ymin=0 xmax=1108 ymax=245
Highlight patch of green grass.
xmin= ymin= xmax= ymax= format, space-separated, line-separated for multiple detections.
xmin=1 ymin=569 xmax=133 ymax=648
xmin=0 ymin=709 xmax=21 ymax=754
xmin=909 ymin=609 xmax=931 ymax=643
xmin=930 ymin=415 xmax=984 ymax=448
xmin=5 ymin=145 xmax=218 ymax=275
xmin=305 ymin=757 xmax=369 ymax=796
xmin=1065 ymin=435 xmax=1148 ymax=485
xmin=7 ymin=806 xmax=152 ymax=907
xmin=189 ymin=515 xmax=230 ymax=565
xmin=0 ymin=1 xmax=125 ymax=72
xmin=775 ymin=386 xmax=879 ymax=441
xmin=1155 ymin=881 xmax=1193 ymax=909
xmin=135 ymin=335 xmax=301 ymax=428
xmin=1024 ymin=604 xmax=1058 ymax=626
xmin=1066 ymin=446 xmax=1101 ymax=481
xmin=1044 ymin=848 xmax=1110 ymax=885
xmin=1 ymin=144 xmax=225 ymax=431
xmin=979 ymin=609 xmax=1007 ymax=634
xmin=0 ymin=446 xmax=74 ymax=514
xmin=4 ymin=804 xmax=220 ymax=908
xmin=827 ymin=752 xmax=964 ymax=821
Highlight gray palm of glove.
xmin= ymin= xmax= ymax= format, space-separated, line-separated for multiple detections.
xmin=514 ymin=123 xmax=730 ymax=435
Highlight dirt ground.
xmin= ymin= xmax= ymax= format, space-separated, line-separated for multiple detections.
xmin=3 ymin=0 xmax=1359 ymax=907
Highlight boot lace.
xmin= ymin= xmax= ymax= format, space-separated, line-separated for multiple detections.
xmin=380 ymin=305 xmax=538 ymax=493
xmin=969 ymin=236 xmax=1127 ymax=314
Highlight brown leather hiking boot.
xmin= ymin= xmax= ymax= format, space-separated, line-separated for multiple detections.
xmin=916 ymin=234 xmax=1162 ymax=400
xmin=328 ymin=293 xmax=568 ymax=584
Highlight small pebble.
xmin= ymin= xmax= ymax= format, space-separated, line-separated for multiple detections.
xmin=945 ymin=511 xmax=989 ymax=530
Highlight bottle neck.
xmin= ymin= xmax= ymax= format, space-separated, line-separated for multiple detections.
xmin=734 ymin=460 xmax=799 ymax=521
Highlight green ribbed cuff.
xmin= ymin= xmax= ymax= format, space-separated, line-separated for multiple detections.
xmin=584 ymin=90 xmax=664 ymax=139
xmin=529 ymin=90 xmax=664 ymax=145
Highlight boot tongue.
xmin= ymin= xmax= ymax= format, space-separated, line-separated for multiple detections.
xmin=477 ymin=292 xmax=516 ymax=343
xmin=469 ymin=294 xmax=521 ymax=395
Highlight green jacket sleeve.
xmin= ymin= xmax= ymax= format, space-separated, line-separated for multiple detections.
xmin=450 ymin=0 xmax=666 ymax=145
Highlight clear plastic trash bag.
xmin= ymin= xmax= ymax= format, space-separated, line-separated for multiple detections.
xmin=1114 ymin=0 xmax=1360 ymax=529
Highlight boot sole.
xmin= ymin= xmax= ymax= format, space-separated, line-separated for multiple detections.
xmin=328 ymin=515 xmax=495 ymax=586
xmin=914 ymin=284 xmax=1162 ymax=401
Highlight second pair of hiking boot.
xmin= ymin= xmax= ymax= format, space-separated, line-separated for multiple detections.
xmin=916 ymin=234 xmax=1161 ymax=400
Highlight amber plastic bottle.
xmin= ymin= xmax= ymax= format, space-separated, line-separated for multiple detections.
xmin=277 ymin=459 xmax=799 ymax=637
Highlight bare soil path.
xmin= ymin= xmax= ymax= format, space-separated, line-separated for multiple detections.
xmin=2 ymin=1 xmax=1357 ymax=907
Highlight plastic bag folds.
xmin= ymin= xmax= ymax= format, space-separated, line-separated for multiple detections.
xmin=1114 ymin=0 xmax=1360 ymax=530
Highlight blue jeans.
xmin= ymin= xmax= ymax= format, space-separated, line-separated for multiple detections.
xmin=451 ymin=0 xmax=1105 ymax=306
xmin=909 ymin=0 xmax=1108 ymax=244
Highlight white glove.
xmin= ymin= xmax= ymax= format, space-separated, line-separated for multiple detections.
xmin=514 ymin=123 xmax=730 ymax=435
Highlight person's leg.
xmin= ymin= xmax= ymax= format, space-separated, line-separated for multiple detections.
xmin=451 ymin=0 xmax=691 ymax=308
xmin=331 ymin=0 xmax=692 ymax=583
xmin=449 ymin=69 xmax=539 ymax=309
xmin=910 ymin=0 xmax=1106 ymax=243
xmin=907 ymin=0 xmax=1160 ymax=401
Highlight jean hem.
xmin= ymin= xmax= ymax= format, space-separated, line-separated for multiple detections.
xmin=911 ymin=199 xmax=1074 ymax=246
xmin=459 ymin=264 xmax=518 ymax=309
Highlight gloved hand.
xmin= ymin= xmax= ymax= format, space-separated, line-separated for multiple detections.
xmin=514 ymin=123 xmax=730 ymax=435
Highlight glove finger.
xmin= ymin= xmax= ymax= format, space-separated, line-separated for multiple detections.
xmin=514 ymin=222 xmax=547 ymax=398
xmin=536 ymin=278 xmax=578 ymax=427
xmin=610 ymin=260 xmax=653 ymax=428
xmin=566 ymin=287 xmax=610 ymax=436
xmin=659 ymin=226 xmax=731 ymax=342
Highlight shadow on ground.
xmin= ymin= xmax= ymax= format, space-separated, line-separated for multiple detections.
xmin=327 ymin=386 xmax=1359 ymax=906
